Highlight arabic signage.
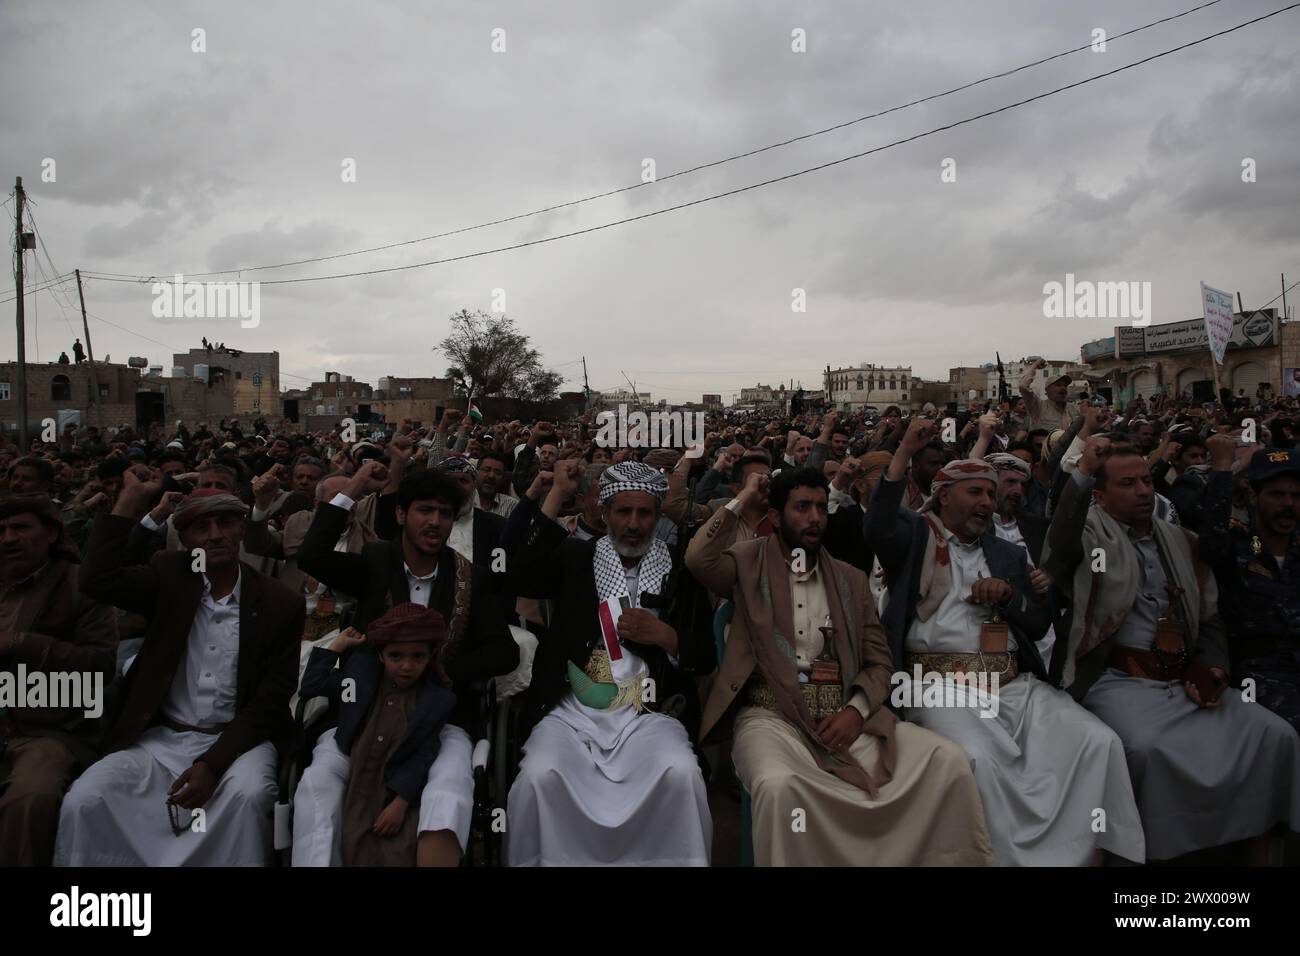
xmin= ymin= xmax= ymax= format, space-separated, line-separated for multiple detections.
xmin=1112 ymin=311 xmax=1275 ymax=357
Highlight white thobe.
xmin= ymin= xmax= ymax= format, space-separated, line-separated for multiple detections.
xmin=992 ymin=514 xmax=1056 ymax=665
xmin=899 ymin=530 xmax=1145 ymax=866
xmin=54 ymin=573 xmax=279 ymax=867
xmin=505 ymin=564 xmax=712 ymax=866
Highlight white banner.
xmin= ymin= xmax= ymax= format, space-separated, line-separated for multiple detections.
xmin=1200 ymin=281 xmax=1235 ymax=365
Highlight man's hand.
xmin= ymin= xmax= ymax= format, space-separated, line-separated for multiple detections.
xmin=1185 ymin=667 xmax=1227 ymax=709
xmin=328 ymin=626 xmax=366 ymax=653
xmin=148 ymin=490 xmax=186 ymax=525
xmin=529 ymin=421 xmax=555 ymax=447
xmin=1077 ymin=435 xmax=1113 ymax=478
xmin=819 ymin=412 xmax=838 ymax=441
xmin=112 ymin=465 xmax=163 ymax=520
xmin=169 ymin=761 xmax=218 ymax=810
xmin=342 ymin=459 xmax=388 ymax=500
xmin=437 ymin=409 xmax=462 ymax=433
xmin=1028 ymin=567 xmax=1051 ymax=598
xmin=966 ymin=577 xmax=1013 ymax=607
xmin=551 ymin=458 xmax=583 ymax=499
xmin=372 ymin=796 xmax=408 ymax=836
xmin=526 ymin=469 xmax=554 ymax=502
xmin=1206 ymin=432 xmax=1236 ymax=472
xmin=978 ymin=411 xmax=1000 ymax=442
xmin=616 ymin=609 xmax=677 ymax=656
xmin=832 ymin=456 xmax=860 ymax=491
xmin=1079 ymin=403 xmax=1107 ymax=439
xmin=816 ymin=707 xmax=864 ymax=751
xmin=251 ymin=466 xmax=283 ymax=511
xmin=736 ymin=470 xmax=770 ymax=509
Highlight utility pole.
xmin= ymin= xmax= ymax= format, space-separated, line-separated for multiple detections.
xmin=1284 ymin=273 xmax=1290 ymax=322
xmin=74 ymin=269 xmax=100 ymax=422
xmin=13 ymin=177 xmax=31 ymax=449
xmin=581 ymin=355 xmax=590 ymax=410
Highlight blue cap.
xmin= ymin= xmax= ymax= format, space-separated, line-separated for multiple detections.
xmin=1247 ymin=447 xmax=1300 ymax=484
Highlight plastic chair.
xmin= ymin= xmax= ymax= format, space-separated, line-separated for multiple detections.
xmin=713 ymin=601 xmax=754 ymax=867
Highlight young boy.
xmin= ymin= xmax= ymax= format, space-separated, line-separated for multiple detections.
xmin=294 ymin=602 xmax=456 ymax=866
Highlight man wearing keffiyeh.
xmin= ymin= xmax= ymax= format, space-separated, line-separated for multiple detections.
xmin=864 ymin=418 xmax=1145 ymax=866
xmin=504 ymin=459 xmax=716 ymax=866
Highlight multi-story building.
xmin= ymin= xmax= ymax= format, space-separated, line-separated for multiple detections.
xmin=173 ymin=345 xmax=280 ymax=415
xmin=823 ymin=365 xmax=913 ymax=412
xmin=372 ymin=375 xmax=456 ymax=427
xmin=306 ymin=372 xmax=374 ymax=419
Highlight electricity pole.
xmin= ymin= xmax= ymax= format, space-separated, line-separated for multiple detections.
xmin=75 ymin=269 xmax=100 ymax=420
xmin=13 ymin=177 xmax=30 ymax=449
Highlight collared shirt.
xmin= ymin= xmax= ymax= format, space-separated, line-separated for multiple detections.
xmin=1113 ymin=527 xmax=1169 ymax=650
xmin=404 ymin=563 xmax=437 ymax=608
xmin=786 ymin=556 xmax=869 ymax=717
xmin=992 ymin=514 xmax=1028 ymax=558
xmin=904 ymin=527 xmax=1015 ymax=653
xmin=478 ymin=491 xmax=518 ymax=518
xmin=162 ymin=572 xmax=242 ymax=728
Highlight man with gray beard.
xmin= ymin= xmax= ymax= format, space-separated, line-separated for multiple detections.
xmin=504 ymin=459 xmax=716 ymax=865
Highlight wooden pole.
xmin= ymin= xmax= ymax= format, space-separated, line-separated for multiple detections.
xmin=74 ymin=269 xmax=100 ymax=424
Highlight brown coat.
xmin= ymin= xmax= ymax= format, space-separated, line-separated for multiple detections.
xmin=687 ymin=506 xmax=894 ymax=746
xmin=1 ymin=558 xmax=118 ymax=767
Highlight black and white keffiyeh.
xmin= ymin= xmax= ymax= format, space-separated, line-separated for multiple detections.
xmin=593 ymin=534 xmax=672 ymax=606
xmin=436 ymin=455 xmax=478 ymax=477
xmin=597 ymin=460 xmax=668 ymax=506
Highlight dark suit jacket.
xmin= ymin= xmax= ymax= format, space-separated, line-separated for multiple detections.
xmin=507 ymin=505 xmax=716 ymax=733
xmin=864 ymin=475 xmax=1049 ymax=678
xmin=1013 ymin=511 xmax=1049 ymax=565
xmin=299 ymin=646 xmax=456 ymax=802
xmin=80 ymin=514 xmax=305 ymax=778
xmin=297 ymin=501 xmax=518 ymax=733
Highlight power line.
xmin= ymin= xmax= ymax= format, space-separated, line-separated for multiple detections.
xmin=0 ymin=269 xmax=75 ymax=304
xmin=80 ymin=3 xmax=1300 ymax=290
xmin=82 ymin=0 xmax=1230 ymax=282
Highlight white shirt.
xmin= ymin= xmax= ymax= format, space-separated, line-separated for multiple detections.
xmin=405 ymin=563 xmax=437 ymax=607
xmin=992 ymin=514 xmax=1028 ymax=558
xmin=162 ymin=572 xmax=242 ymax=727
xmin=904 ymin=528 xmax=1016 ymax=654
xmin=448 ymin=502 xmax=475 ymax=562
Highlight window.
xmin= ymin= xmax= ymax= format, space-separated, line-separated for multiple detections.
xmin=51 ymin=375 xmax=71 ymax=401
xmin=856 ymin=376 xmax=863 ymax=391
xmin=0 ymin=382 xmax=9 ymax=400
xmin=98 ymin=384 xmax=110 ymax=398
xmin=236 ymin=371 xmax=242 ymax=380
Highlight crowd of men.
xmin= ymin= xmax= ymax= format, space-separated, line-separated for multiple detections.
xmin=2 ymin=363 xmax=1299 ymax=867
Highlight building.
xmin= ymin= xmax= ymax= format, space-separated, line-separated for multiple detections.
xmin=305 ymin=372 xmax=374 ymax=418
xmin=737 ymin=383 xmax=799 ymax=414
xmin=173 ymin=345 xmax=280 ymax=415
xmin=823 ymin=365 xmax=913 ymax=412
xmin=1080 ymin=309 xmax=1287 ymax=404
xmin=1 ymin=359 xmax=235 ymax=436
xmin=598 ymin=388 xmax=652 ymax=409
xmin=372 ymin=375 xmax=456 ymax=427
xmin=702 ymin=394 xmax=723 ymax=410
xmin=947 ymin=366 xmax=993 ymax=404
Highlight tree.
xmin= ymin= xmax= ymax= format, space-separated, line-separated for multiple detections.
xmin=437 ymin=310 xmax=563 ymax=407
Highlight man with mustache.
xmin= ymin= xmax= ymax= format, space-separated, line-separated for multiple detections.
xmin=865 ymin=418 xmax=1143 ymax=865
xmin=295 ymin=462 xmax=518 ymax=866
xmin=504 ymin=459 xmax=715 ymax=866
xmin=688 ymin=467 xmax=992 ymax=865
xmin=1044 ymin=437 xmax=1300 ymax=863
xmin=56 ymin=474 xmax=304 ymax=866
xmin=0 ymin=495 xmax=116 ymax=865
xmin=986 ymin=453 xmax=1055 ymax=666
xmin=1200 ymin=439 xmax=1300 ymax=736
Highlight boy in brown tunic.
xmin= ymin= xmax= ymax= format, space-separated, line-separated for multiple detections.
xmin=297 ymin=603 xmax=455 ymax=867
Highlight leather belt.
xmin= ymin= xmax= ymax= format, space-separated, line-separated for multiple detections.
xmin=153 ymin=715 xmax=228 ymax=735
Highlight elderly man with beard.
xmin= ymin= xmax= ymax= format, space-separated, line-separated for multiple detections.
xmin=504 ymin=460 xmax=715 ymax=866
xmin=55 ymin=473 xmax=304 ymax=866
xmin=688 ymin=467 xmax=992 ymax=866
xmin=864 ymin=418 xmax=1145 ymax=866
xmin=986 ymin=453 xmax=1055 ymax=667
xmin=1043 ymin=439 xmax=1300 ymax=863
xmin=1200 ymin=441 xmax=1300 ymax=735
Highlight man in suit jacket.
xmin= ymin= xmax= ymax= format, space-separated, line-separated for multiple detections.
xmin=0 ymin=495 xmax=117 ymax=865
xmin=688 ymin=467 xmax=991 ymax=866
xmin=862 ymin=418 xmax=1144 ymax=866
xmin=984 ymin=452 xmax=1056 ymax=667
xmin=297 ymin=461 xmax=518 ymax=867
xmin=55 ymin=470 xmax=304 ymax=866
xmin=504 ymin=460 xmax=715 ymax=866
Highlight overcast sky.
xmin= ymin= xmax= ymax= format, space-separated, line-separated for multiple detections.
xmin=3 ymin=0 xmax=1297 ymax=403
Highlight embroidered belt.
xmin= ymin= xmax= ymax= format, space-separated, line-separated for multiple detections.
xmin=905 ymin=651 xmax=1018 ymax=683
xmin=743 ymin=677 xmax=843 ymax=721
xmin=567 ymin=649 xmax=644 ymax=712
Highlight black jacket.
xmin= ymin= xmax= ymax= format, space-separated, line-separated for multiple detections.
xmin=299 ymin=645 xmax=456 ymax=802
xmin=297 ymin=501 xmax=518 ymax=733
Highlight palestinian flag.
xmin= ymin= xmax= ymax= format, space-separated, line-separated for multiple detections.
xmin=468 ymin=402 xmax=483 ymax=424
